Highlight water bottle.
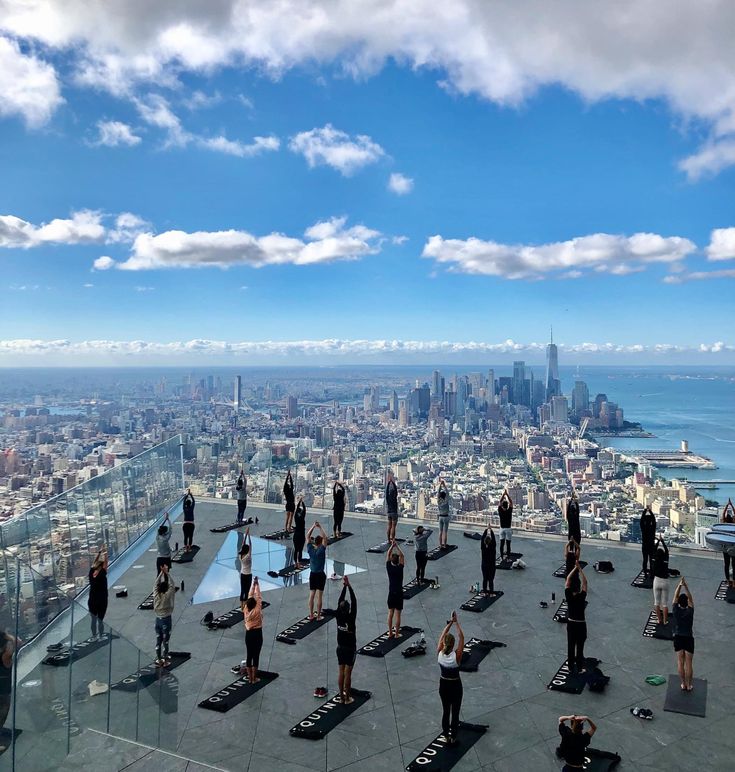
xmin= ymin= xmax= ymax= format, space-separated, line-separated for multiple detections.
xmin=419 ymin=630 xmax=426 ymax=647
xmin=175 ymin=542 xmax=179 ymax=552
xmin=551 ymin=591 xmax=555 ymax=603
xmin=181 ymin=580 xmax=185 ymax=592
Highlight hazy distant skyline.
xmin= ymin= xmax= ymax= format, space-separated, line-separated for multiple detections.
xmin=1 ymin=2 xmax=734 ymax=363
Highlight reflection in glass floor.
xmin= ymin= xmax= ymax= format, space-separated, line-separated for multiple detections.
xmin=191 ymin=532 xmax=366 ymax=604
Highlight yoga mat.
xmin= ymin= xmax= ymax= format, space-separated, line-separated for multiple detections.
xmin=555 ymin=747 xmax=621 ymax=771
xmin=405 ymin=722 xmax=487 ymax=772
xmin=631 ymin=570 xmax=653 ymax=589
xmin=459 ymin=638 xmax=506 ymax=672
xmin=276 ymin=610 xmax=336 ymax=642
xmin=262 ymin=529 xmax=291 ymax=540
xmin=553 ymin=600 xmax=568 ymax=623
xmin=198 ymin=671 xmax=279 ymax=712
xmin=553 ymin=560 xmax=588 ymax=578
xmin=427 ymin=544 xmax=458 ymax=561
xmin=366 ymin=537 xmax=405 ymax=554
xmin=277 ymin=563 xmax=309 ymax=578
xmin=402 ymin=578 xmax=435 ymax=599
xmin=642 ymin=610 xmax=673 ymax=640
xmin=209 ymin=522 xmax=247 ymax=534
xmin=208 ymin=602 xmax=270 ymax=630
xmin=664 ymin=676 xmax=707 ymax=717
xmin=138 ymin=591 xmax=154 ymax=610
xmin=463 ymin=531 xmax=483 ymax=540
xmin=290 ymin=689 xmax=371 ymax=740
xmin=111 ymin=652 xmax=191 ymax=692
xmin=547 ymin=658 xmax=600 ymax=694
xmin=358 ymin=627 xmax=421 ymax=657
xmin=171 ymin=545 xmax=200 ymax=563
xmin=326 ymin=532 xmax=353 ymax=545
xmin=460 ymin=591 xmax=503 ymax=613
xmin=42 ymin=634 xmax=119 ymax=666
xmin=496 ymin=554 xmax=523 ymax=570
xmin=714 ymin=580 xmax=735 ymax=602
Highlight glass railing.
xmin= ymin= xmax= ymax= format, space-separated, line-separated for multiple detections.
xmin=0 ymin=436 xmax=183 ymax=643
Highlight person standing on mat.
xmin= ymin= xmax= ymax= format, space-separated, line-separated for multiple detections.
xmin=88 ymin=547 xmax=109 ymax=640
xmin=414 ymin=525 xmax=433 ymax=584
xmin=235 ymin=471 xmax=248 ymax=525
xmin=564 ymin=538 xmax=580 ymax=577
xmin=557 ymin=715 xmax=596 ymax=771
xmin=283 ymin=470 xmax=295 ymax=533
xmin=386 ymin=540 xmax=405 ymax=638
xmin=437 ymin=610 xmax=465 ymax=746
xmin=565 ymin=562 xmax=588 ymax=674
xmin=566 ymin=491 xmax=581 ymax=545
xmin=672 ymin=577 xmax=695 ymax=691
xmin=480 ymin=524 xmax=497 ymax=596
xmin=153 ymin=563 xmax=175 ymax=666
xmin=437 ymin=478 xmax=451 ymax=549
xmin=652 ymin=535 xmax=670 ymax=626
xmin=306 ymin=521 xmax=328 ymax=620
xmin=293 ymin=497 xmax=307 ymax=566
xmin=182 ymin=488 xmax=195 ymax=552
xmin=333 ymin=479 xmax=346 ymax=539
xmin=498 ymin=490 xmax=513 ymax=560
xmin=385 ymin=470 xmax=399 ymax=543
xmin=722 ymin=500 xmax=735 ymax=588
xmin=640 ymin=505 xmax=657 ymax=577
xmin=156 ymin=513 xmax=172 ymax=574
xmin=239 ymin=528 xmax=253 ymax=601
xmin=336 ymin=576 xmax=357 ymax=704
xmin=241 ymin=576 xmax=263 ymax=684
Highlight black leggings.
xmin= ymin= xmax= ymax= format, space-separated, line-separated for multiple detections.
xmin=245 ymin=627 xmax=263 ymax=668
xmin=481 ymin=561 xmax=495 ymax=593
xmin=416 ymin=551 xmax=428 ymax=581
xmin=500 ymin=538 xmax=511 ymax=558
xmin=566 ymin=620 xmax=587 ymax=671
xmin=237 ymin=499 xmax=247 ymax=522
xmin=334 ymin=508 xmax=345 ymax=534
xmin=642 ymin=540 xmax=655 ymax=574
xmin=240 ymin=573 xmax=252 ymax=602
xmin=293 ymin=536 xmax=305 ymax=566
xmin=439 ymin=678 xmax=462 ymax=738
xmin=182 ymin=522 xmax=195 ymax=548
xmin=725 ymin=554 xmax=734 ymax=581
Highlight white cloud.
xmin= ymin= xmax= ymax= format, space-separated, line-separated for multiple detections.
xmin=679 ymin=139 xmax=735 ymax=180
xmin=0 ymin=34 xmax=62 ymax=127
xmin=93 ymin=255 xmax=115 ymax=271
xmin=93 ymin=119 xmax=141 ymax=147
xmin=663 ymin=268 xmax=735 ymax=284
xmin=289 ymin=125 xmax=385 ymax=175
xmin=134 ymin=285 xmax=155 ymax=292
xmin=83 ymin=282 xmax=94 ymax=288
xmin=198 ymin=134 xmax=280 ymax=157
xmin=388 ymin=172 xmax=414 ymax=195
xmin=706 ymin=227 xmax=735 ymax=261
xmin=0 ymin=210 xmax=106 ymax=248
xmin=422 ymin=232 xmax=696 ymax=280
xmin=183 ymin=90 xmax=221 ymax=110
xmin=108 ymin=216 xmax=382 ymax=270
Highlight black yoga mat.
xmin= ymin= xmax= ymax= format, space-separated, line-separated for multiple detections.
xmin=553 ymin=560 xmax=588 ymax=578
xmin=459 ymin=638 xmax=506 ymax=672
xmin=642 ymin=610 xmax=673 ymax=640
xmin=366 ymin=537 xmax=405 ymax=554
xmin=664 ymin=676 xmax=707 ymax=717
xmin=171 ymin=545 xmax=200 ymax=563
xmin=553 ymin=600 xmax=568 ymax=622
xmin=278 ymin=562 xmax=309 ymax=578
xmin=405 ymin=722 xmax=487 ymax=772
xmin=460 ymin=590 xmax=503 ymax=613
xmin=358 ymin=627 xmax=420 ymax=657
xmin=42 ymin=634 xmax=120 ymax=666
xmin=463 ymin=531 xmax=483 ymax=540
xmin=138 ymin=591 xmax=155 ymax=610
xmin=631 ymin=570 xmax=653 ymax=589
xmin=326 ymin=532 xmax=353 ymax=545
xmin=276 ymin=610 xmax=336 ymax=642
xmin=208 ymin=602 xmax=270 ymax=629
xmin=402 ymin=578 xmax=435 ymax=599
xmin=198 ymin=670 xmax=279 ymax=712
xmin=290 ymin=688 xmax=371 ymax=740
xmin=547 ymin=658 xmax=600 ymax=694
xmin=111 ymin=652 xmax=191 ymax=691
xmin=556 ymin=747 xmax=621 ymax=771
xmin=714 ymin=580 xmax=735 ymax=602
xmin=496 ymin=553 xmax=523 ymax=570
xmin=209 ymin=521 xmax=249 ymax=534
xmin=427 ymin=544 xmax=458 ymax=561
xmin=262 ymin=529 xmax=291 ymax=540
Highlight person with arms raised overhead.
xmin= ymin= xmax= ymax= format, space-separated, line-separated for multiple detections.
xmin=722 ymin=500 xmax=735 ymax=588
xmin=437 ymin=611 xmax=465 ymax=747
xmin=156 ymin=513 xmax=172 ymax=575
xmin=235 ymin=471 xmax=248 ymax=525
xmin=566 ymin=490 xmax=581 ymax=545
xmin=480 ymin=522 xmax=497 ymax=596
xmin=640 ymin=505 xmax=657 ymax=578
xmin=283 ymin=470 xmax=295 ymax=533
xmin=242 ymin=577 xmax=264 ymax=684
xmin=293 ymin=496 xmax=307 ymax=567
xmin=437 ymin=478 xmax=451 ymax=549
xmin=88 ymin=546 xmax=109 ymax=640
xmin=672 ymin=577 xmax=695 ymax=691
xmin=306 ymin=521 xmax=328 ymax=620
xmin=386 ymin=540 xmax=405 ymax=638
xmin=332 ymin=478 xmax=346 ymax=539
xmin=652 ymin=534 xmax=670 ymax=626
xmin=413 ymin=524 xmax=433 ymax=584
xmin=153 ymin=563 xmax=175 ymax=666
xmin=182 ymin=488 xmax=195 ymax=552
xmin=239 ymin=528 xmax=253 ymax=602
xmin=498 ymin=490 xmax=513 ymax=561
xmin=565 ymin=561 xmax=588 ymax=674
xmin=557 ymin=714 xmax=596 ymax=771
xmin=385 ymin=470 xmax=399 ymax=543
xmin=335 ymin=576 xmax=357 ymax=704
xmin=564 ymin=537 xmax=580 ymax=577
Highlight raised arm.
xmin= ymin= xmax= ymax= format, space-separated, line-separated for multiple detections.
xmin=347 ymin=581 xmax=357 ymax=622
xmin=437 ymin=619 xmax=453 ymax=654
xmin=246 ymin=527 xmax=252 ymax=549
xmin=565 ymin=563 xmax=579 ymax=589
xmin=681 ymin=578 xmax=694 ymax=607
xmin=393 ymin=540 xmax=405 ymax=565
xmin=249 ymin=577 xmax=262 ymax=604
xmin=579 ymin=715 xmax=597 ymax=737
xmin=307 ymin=522 xmax=317 ymax=540
xmin=316 ymin=521 xmax=327 ymax=539
xmin=579 ymin=564 xmax=588 ymax=592
xmin=453 ymin=613 xmax=465 ymax=661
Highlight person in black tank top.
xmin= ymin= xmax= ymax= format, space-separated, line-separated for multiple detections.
xmin=293 ymin=498 xmax=307 ymax=565
xmin=332 ymin=480 xmax=346 ymax=538
xmin=335 ymin=577 xmax=357 ymax=704
xmin=564 ymin=562 xmax=588 ymax=673
xmin=283 ymin=471 xmax=295 ymax=533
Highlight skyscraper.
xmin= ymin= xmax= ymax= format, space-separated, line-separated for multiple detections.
xmin=486 ymin=369 xmax=495 ymax=398
xmin=287 ymin=395 xmax=298 ymax=419
xmin=512 ymin=361 xmax=526 ymax=405
xmin=545 ymin=327 xmax=560 ymax=399
xmin=431 ymin=370 xmax=445 ymax=401
xmin=233 ymin=375 xmax=242 ymax=411
xmin=571 ymin=380 xmax=590 ymax=419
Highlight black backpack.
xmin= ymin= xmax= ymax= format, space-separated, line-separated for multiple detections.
xmin=594 ymin=561 xmax=614 ymax=573
xmin=200 ymin=611 xmax=214 ymax=627
xmin=586 ymin=664 xmax=610 ymax=692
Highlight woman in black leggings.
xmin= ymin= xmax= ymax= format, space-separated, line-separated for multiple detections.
xmin=480 ymin=525 xmax=496 ymax=595
xmin=283 ymin=471 xmax=295 ymax=533
xmin=293 ymin=498 xmax=307 ymax=565
xmin=565 ymin=562 xmax=588 ymax=674
xmin=242 ymin=577 xmax=263 ymax=684
xmin=182 ymin=489 xmax=195 ymax=551
xmin=332 ymin=480 xmax=346 ymax=538
xmin=723 ymin=500 xmax=734 ymax=588
xmin=437 ymin=611 xmax=465 ymax=746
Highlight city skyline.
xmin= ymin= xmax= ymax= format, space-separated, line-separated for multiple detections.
xmin=1 ymin=3 xmax=735 ymax=362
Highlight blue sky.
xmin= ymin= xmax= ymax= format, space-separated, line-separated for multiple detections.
xmin=1 ymin=2 xmax=735 ymax=365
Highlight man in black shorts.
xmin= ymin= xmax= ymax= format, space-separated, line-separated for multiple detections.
xmin=386 ymin=540 xmax=405 ymax=638
xmin=306 ymin=521 xmax=328 ymax=620
xmin=557 ymin=714 xmax=596 ymax=771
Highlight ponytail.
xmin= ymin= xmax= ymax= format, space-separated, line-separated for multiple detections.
xmin=443 ymin=632 xmax=455 ymax=655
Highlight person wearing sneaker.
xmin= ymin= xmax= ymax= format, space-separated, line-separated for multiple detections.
xmin=243 ymin=577 xmax=263 ymax=684
xmin=306 ymin=521 xmax=328 ymax=620
xmin=235 ymin=471 xmax=248 ymax=525
xmin=336 ymin=576 xmax=357 ymax=704
xmin=498 ymin=491 xmax=513 ymax=560
xmin=437 ymin=479 xmax=451 ymax=549
xmin=557 ymin=715 xmax=596 ymax=770
xmin=156 ymin=513 xmax=173 ymax=574
xmin=153 ymin=564 xmax=175 ymax=666
xmin=565 ymin=562 xmax=588 ymax=673
xmin=386 ymin=540 xmax=405 ymax=637
xmin=182 ymin=489 xmax=195 ymax=551
xmin=437 ymin=611 xmax=465 ymax=746
xmin=239 ymin=528 xmax=253 ymax=602
xmin=414 ymin=525 xmax=433 ymax=583
xmin=88 ymin=547 xmax=109 ymax=640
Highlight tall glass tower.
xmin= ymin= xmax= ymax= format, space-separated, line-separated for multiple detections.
xmin=545 ymin=327 xmax=560 ymax=399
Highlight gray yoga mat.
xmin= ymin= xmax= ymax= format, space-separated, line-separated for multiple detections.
xmin=664 ymin=676 xmax=707 ymax=717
